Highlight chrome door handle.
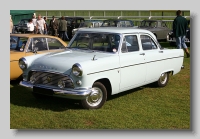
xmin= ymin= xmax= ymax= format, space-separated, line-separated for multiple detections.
xmin=140 ymin=53 xmax=145 ymax=55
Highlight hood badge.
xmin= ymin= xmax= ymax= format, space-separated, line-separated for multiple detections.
xmin=92 ymin=55 xmax=97 ymax=61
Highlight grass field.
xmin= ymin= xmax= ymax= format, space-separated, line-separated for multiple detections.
xmin=10 ymin=42 xmax=190 ymax=129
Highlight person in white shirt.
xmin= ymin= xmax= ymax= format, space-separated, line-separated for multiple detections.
xmin=32 ymin=15 xmax=37 ymax=34
xmin=27 ymin=19 xmax=34 ymax=34
xmin=36 ymin=14 xmax=46 ymax=34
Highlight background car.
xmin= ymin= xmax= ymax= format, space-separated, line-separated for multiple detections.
xmin=10 ymin=34 xmax=67 ymax=80
xmin=101 ymin=19 xmax=134 ymax=27
xmin=64 ymin=16 xmax=85 ymax=40
xmin=138 ymin=19 xmax=171 ymax=41
xmin=72 ymin=20 xmax=103 ymax=37
xmin=19 ymin=27 xmax=184 ymax=109
xmin=14 ymin=19 xmax=29 ymax=33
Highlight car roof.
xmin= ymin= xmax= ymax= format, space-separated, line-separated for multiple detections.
xmin=77 ymin=27 xmax=153 ymax=34
xmin=142 ymin=19 xmax=162 ymax=22
xmin=103 ymin=19 xmax=132 ymax=21
xmin=64 ymin=16 xmax=84 ymax=19
xmin=10 ymin=34 xmax=59 ymax=38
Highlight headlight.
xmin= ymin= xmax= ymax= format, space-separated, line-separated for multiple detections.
xmin=72 ymin=63 xmax=83 ymax=77
xmin=19 ymin=58 xmax=27 ymax=70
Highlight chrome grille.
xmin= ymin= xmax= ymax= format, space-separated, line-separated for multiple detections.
xmin=29 ymin=71 xmax=74 ymax=88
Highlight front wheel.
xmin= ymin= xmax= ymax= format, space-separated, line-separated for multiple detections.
xmin=156 ymin=72 xmax=169 ymax=87
xmin=80 ymin=82 xmax=107 ymax=109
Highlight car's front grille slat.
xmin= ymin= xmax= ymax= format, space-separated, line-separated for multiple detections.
xmin=29 ymin=71 xmax=74 ymax=88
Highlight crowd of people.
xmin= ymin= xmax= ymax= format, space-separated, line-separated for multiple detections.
xmin=10 ymin=14 xmax=69 ymax=41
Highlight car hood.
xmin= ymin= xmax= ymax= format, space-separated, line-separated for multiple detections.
xmin=30 ymin=49 xmax=116 ymax=75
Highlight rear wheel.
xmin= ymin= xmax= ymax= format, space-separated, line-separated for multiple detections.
xmin=157 ymin=72 xmax=169 ymax=87
xmin=80 ymin=82 xmax=107 ymax=109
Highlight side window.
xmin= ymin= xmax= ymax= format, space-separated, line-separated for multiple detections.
xmin=32 ymin=38 xmax=48 ymax=51
xmin=161 ymin=22 xmax=167 ymax=27
xmin=125 ymin=21 xmax=132 ymax=27
xmin=121 ymin=35 xmax=139 ymax=53
xmin=140 ymin=35 xmax=157 ymax=50
xmin=47 ymin=38 xmax=65 ymax=50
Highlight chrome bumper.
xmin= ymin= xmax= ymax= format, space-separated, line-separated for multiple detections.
xmin=19 ymin=81 xmax=92 ymax=100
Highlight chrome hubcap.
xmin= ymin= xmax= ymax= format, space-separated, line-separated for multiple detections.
xmin=160 ymin=73 xmax=167 ymax=84
xmin=86 ymin=87 xmax=103 ymax=107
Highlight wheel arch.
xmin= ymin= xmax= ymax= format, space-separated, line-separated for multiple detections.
xmin=94 ymin=78 xmax=112 ymax=97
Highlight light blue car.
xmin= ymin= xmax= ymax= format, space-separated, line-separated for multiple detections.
xmin=19 ymin=27 xmax=184 ymax=109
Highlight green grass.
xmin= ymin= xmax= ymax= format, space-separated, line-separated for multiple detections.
xmin=10 ymin=42 xmax=190 ymax=129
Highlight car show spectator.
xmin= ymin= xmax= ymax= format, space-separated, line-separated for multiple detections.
xmin=27 ymin=19 xmax=34 ymax=34
xmin=58 ymin=16 xmax=68 ymax=40
xmin=43 ymin=16 xmax=48 ymax=35
xmin=49 ymin=16 xmax=59 ymax=36
xmin=32 ymin=15 xmax=37 ymax=34
xmin=36 ymin=14 xmax=46 ymax=34
xmin=10 ymin=15 xmax=13 ymax=34
xmin=173 ymin=10 xmax=190 ymax=58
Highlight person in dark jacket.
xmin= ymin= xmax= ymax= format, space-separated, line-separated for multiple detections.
xmin=49 ymin=16 xmax=59 ymax=36
xmin=58 ymin=16 xmax=67 ymax=40
xmin=173 ymin=10 xmax=190 ymax=58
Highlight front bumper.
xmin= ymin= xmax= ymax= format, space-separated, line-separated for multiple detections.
xmin=19 ymin=81 xmax=92 ymax=100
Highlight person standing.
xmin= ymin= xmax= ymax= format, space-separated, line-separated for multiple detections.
xmin=58 ymin=16 xmax=67 ymax=40
xmin=173 ymin=10 xmax=190 ymax=58
xmin=27 ymin=19 xmax=34 ymax=34
xmin=43 ymin=16 xmax=48 ymax=35
xmin=32 ymin=15 xmax=37 ymax=34
xmin=10 ymin=15 xmax=13 ymax=34
xmin=49 ymin=16 xmax=59 ymax=36
xmin=36 ymin=14 xmax=46 ymax=34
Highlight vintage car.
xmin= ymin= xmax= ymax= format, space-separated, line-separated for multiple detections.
xmin=14 ymin=19 xmax=29 ymax=33
xmin=101 ymin=19 xmax=134 ymax=27
xmin=64 ymin=16 xmax=85 ymax=40
xmin=10 ymin=34 xmax=67 ymax=80
xmin=19 ymin=28 xmax=184 ymax=109
xmin=138 ymin=20 xmax=171 ymax=41
xmin=72 ymin=20 xmax=103 ymax=36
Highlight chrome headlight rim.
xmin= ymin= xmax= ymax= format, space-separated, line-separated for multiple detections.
xmin=72 ymin=63 xmax=83 ymax=77
xmin=19 ymin=57 xmax=28 ymax=71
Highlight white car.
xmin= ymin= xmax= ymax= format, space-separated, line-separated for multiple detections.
xmin=19 ymin=27 xmax=184 ymax=109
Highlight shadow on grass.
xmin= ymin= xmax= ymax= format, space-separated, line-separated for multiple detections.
xmin=10 ymin=80 xmax=83 ymax=112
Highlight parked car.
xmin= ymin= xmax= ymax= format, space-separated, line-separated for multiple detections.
xmin=72 ymin=20 xmax=103 ymax=36
xmin=101 ymin=19 xmax=134 ymax=27
xmin=10 ymin=34 xmax=67 ymax=80
xmin=14 ymin=19 xmax=29 ymax=33
xmin=19 ymin=27 xmax=184 ymax=109
xmin=64 ymin=16 xmax=85 ymax=40
xmin=138 ymin=20 xmax=171 ymax=41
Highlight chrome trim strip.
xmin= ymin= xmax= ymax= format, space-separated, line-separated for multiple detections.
xmin=19 ymin=81 xmax=92 ymax=100
xmin=87 ymin=56 xmax=183 ymax=75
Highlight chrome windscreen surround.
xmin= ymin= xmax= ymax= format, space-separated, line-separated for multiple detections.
xmin=28 ymin=70 xmax=74 ymax=89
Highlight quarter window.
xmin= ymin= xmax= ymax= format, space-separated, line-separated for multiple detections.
xmin=140 ymin=35 xmax=157 ymax=50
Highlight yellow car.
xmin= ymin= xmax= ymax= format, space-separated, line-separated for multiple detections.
xmin=10 ymin=34 xmax=67 ymax=80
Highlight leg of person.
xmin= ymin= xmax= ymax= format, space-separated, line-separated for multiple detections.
xmin=175 ymin=36 xmax=181 ymax=49
xmin=55 ymin=29 xmax=58 ymax=37
xmin=181 ymin=36 xmax=190 ymax=58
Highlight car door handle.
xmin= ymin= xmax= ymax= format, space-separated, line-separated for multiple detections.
xmin=140 ymin=53 xmax=145 ymax=55
xmin=159 ymin=51 xmax=163 ymax=53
